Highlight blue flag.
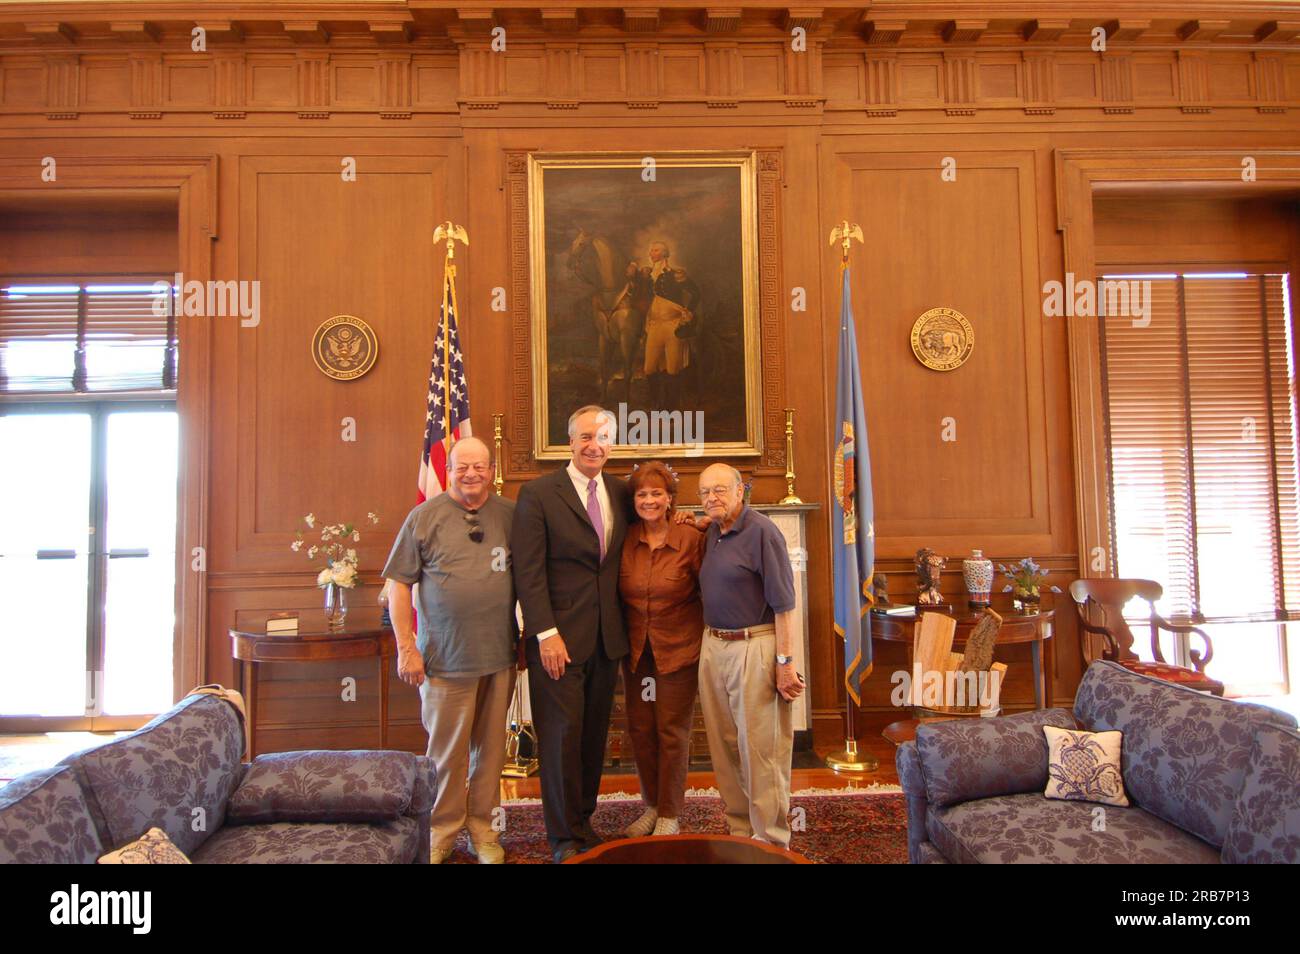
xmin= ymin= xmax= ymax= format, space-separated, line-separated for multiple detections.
xmin=831 ymin=264 xmax=874 ymax=704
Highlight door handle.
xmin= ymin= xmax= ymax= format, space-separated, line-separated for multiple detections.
xmin=36 ymin=549 xmax=77 ymax=560
xmin=107 ymin=548 xmax=150 ymax=559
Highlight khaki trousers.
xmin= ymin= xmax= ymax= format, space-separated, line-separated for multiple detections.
xmin=698 ymin=627 xmax=793 ymax=847
xmin=418 ymin=666 xmax=517 ymax=851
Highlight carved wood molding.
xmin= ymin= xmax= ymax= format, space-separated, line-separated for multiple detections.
xmin=4 ymin=44 xmax=1300 ymax=120
xmin=825 ymin=48 xmax=1300 ymax=117
xmin=756 ymin=148 xmax=786 ymax=471
xmin=505 ymin=150 xmax=537 ymax=477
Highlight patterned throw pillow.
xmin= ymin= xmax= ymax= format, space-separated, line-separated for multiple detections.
xmin=97 ymin=827 xmax=191 ymax=864
xmin=1043 ymin=725 xmax=1130 ymax=807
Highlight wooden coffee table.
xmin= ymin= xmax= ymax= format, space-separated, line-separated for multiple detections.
xmin=564 ymin=834 xmax=813 ymax=864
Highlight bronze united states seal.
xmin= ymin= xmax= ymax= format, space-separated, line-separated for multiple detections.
xmin=312 ymin=315 xmax=378 ymax=381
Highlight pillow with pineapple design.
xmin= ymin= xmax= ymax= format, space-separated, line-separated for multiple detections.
xmin=1043 ymin=724 xmax=1130 ymax=807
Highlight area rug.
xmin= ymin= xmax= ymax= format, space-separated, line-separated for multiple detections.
xmin=444 ymin=789 xmax=909 ymax=864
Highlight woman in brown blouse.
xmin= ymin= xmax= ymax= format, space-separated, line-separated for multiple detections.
xmin=619 ymin=460 xmax=706 ymax=837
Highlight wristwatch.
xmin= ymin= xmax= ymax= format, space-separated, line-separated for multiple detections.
xmin=776 ymin=653 xmax=795 ymax=666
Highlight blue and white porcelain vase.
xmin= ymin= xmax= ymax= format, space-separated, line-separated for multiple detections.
xmin=963 ymin=549 xmax=993 ymax=607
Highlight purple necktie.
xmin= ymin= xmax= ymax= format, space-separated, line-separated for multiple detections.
xmin=586 ymin=478 xmax=606 ymax=561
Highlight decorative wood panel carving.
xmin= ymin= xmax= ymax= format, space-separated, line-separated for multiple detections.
xmin=378 ymin=53 xmax=412 ymax=117
xmin=1178 ymin=50 xmax=1212 ymax=112
xmin=213 ymin=52 xmax=245 ymax=118
xmin=232 ymin=155 xmax=448 ymax=563
xmin=1257 ymin=52 xmax=1288 ymax=111
xmin=4 ymin=42 xmax=1300 ymax=119
xmin=756 ymin=149 xmax=785 ymax=470
xmin=1101 ymin=54 xmax=1135 ymax=112
xmin=128 ymin=52 xmax=162 ymax=117
xmin=45 ymin=54 xmax=77 ymax=118
xmin=834 ymin=150 xmax=1054 ymax=555
xmin=297 ymin=51 xmax=330 ymax=117
xmin=864 ymin=52 xmax=897 ymax=116
xmin=1024 ymin=52 xmax=1055 ymax=114
xmin=943 ymin=52 xmax=977 ymax=115
xmin=505 ymin=150 xmax=536 ymax=477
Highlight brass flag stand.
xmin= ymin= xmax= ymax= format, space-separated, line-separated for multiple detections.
xmin=825 ymin=220 xmax=878 ymax=774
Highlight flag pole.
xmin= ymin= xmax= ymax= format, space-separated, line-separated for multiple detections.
xmin=433 ymin=221 xmax=468 ymax=457
xmin=826 ymin=223 xmax=878 ymax=774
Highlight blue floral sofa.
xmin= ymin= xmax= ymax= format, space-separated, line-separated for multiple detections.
xmin=0 ymin=692 xmax=434 ymax=863
xmin=898 ymin=660 xmax=1299 ymax=863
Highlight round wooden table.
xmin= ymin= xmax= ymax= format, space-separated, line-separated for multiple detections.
xmin=872 ymin=594 xmax=1055 ymax=709
xmin=564 ymin=834 xmax=813 ymax=864
xmin=230 ymin=607 xmax=394 ymax=758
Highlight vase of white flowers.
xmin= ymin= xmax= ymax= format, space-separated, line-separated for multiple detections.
xmin=292 ymin=512 xmax=379 ymax=629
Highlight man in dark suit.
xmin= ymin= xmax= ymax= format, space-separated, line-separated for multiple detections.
xmin=511 ymin=404 xmax=631 ymax=862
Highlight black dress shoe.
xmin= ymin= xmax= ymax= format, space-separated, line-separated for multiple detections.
xmin=553 ymin=844 xmax=580 ymax=864
xmin=577 ymin=824 xmax=604 ymax=849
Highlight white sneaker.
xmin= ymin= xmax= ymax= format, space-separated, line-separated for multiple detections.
xmin=470 ymin=841 xmax=505 ymax=864
xmin=652 ymin=817 xmax=680 ymax=836
xmin=624 ymin=806 xmax=658 ymax=837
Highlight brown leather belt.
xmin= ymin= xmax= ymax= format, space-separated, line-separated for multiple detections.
xmin=705 ymin=623 xmax=775 ymax=641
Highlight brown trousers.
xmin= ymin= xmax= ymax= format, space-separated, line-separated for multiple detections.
xmin=622 ymin=649 xmax=698 ymax=819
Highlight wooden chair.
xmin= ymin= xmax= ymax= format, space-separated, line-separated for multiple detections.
xmin=1068 ymin=579 xmax=1224 ymax=696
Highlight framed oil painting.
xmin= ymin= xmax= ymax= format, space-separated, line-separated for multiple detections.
xmin=528 ymin=151 xmax=762 ymax=459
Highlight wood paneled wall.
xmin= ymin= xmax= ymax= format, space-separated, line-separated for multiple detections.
xmin=2 ymin=1 xmax=1299 ymax=751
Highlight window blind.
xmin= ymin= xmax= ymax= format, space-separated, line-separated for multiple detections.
xmin=0 ymin=281 xmax=176 ymax=394
xmin=1100 ymin=271 xmax=1300 ymax=622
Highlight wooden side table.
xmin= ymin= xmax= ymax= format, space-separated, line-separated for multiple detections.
xmin=872 ymin=594 xmax=1055 ymax=709
xmin=230 ymin=607 xmax=395 ymax=758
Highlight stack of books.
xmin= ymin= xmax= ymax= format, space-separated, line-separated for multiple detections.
xmin=872 ymin=604 xmax=917 ymax=617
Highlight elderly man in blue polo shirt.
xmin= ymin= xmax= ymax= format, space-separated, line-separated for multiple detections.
xmin=696 ymin=462 xmax=803 ymax=848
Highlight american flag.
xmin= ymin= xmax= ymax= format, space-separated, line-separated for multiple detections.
xmin=417 ymin=268 xmax=471 ymax=500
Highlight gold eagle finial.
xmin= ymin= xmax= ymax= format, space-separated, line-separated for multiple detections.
xmin=829 ymin=221 xmax=864 ymax=262
xmin=433 ymin=221 xmax=469 ymax=259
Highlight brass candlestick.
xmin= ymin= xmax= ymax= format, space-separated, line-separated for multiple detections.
xmin=779 ymin=407 xmax=803 ymax=504
xmin=492 ymin=412 xmax=505 ymax=496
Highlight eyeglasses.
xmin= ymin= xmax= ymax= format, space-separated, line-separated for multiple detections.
xmin=698 ymin=486 xmax=732 ymax=500
xmin=464 ymin=510 xmax=483 ymax=544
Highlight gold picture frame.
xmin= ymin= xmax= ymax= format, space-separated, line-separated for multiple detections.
xmin=528 ymin=151 xmax=763 ymax=460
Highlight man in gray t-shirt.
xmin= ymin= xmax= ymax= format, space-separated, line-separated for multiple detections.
xmin=381 ymin=436 xmax=518 ymax=864
xmin=385 ymin=493 xmax=516 ymax=677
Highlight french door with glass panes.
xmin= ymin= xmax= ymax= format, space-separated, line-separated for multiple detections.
xmin=0 ymin=401 xmax=179 ymax=731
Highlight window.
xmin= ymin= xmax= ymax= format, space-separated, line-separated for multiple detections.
xmin=1100 ymin=270 xmax=1299 ymax=694
xmin=0 ymin=280 xmax=177 ymax=394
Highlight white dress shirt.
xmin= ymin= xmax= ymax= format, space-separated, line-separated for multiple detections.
xmin=537 ymin=462 xmax=613 ymax=642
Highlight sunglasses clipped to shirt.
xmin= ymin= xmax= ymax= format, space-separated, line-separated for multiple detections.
xmin=464 ymin=510 xmax=483 ymax=544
